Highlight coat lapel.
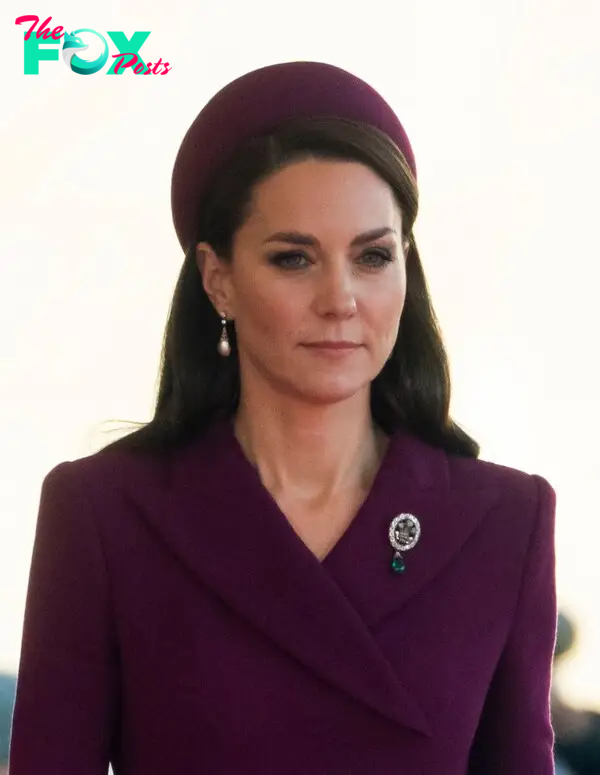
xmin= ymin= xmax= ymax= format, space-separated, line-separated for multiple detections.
xmin=322 ymin=428 xmax=502 ymax=629
xmin=125 ymin=418 xmax=498 ymax=737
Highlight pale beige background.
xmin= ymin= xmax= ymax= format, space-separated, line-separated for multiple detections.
xmin=1 ymin=0 xmax=598 ymax=709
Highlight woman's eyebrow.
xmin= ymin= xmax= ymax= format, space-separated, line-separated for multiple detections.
xmin=262 ymin=226 xmax=397 ymax=248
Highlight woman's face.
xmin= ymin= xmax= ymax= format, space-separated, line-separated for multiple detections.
xmin=199 ymin=157 xmax=407 ymax=405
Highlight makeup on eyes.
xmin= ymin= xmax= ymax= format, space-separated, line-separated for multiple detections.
xmin=266 ymin=245 xmax=396 ymax=270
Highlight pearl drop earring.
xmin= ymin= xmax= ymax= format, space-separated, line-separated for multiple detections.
xmin=217 ymin=314 xmax=231 ymax=357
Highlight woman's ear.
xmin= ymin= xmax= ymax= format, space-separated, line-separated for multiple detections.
xmin=196 ymin=242 xmax=234 ymax=318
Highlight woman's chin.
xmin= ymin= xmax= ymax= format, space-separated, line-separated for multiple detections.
xmin=283 ymin=373 xmax=373 ymax=405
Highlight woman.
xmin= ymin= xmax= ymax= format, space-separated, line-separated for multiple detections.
xmin=9 ymin=61 xmax=557 ymax=774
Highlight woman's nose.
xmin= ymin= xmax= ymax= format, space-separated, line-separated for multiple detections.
xmin=314 ymin=265 xmax=358 ymax=318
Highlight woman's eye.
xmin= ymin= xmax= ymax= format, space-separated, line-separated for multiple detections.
xmin=269 ymin=252 xmax=310 ymax=270
xmin=360 ymin=248 xmax=394 ymax=267
xmin=268 ymin=248 xmax=393 ymax=270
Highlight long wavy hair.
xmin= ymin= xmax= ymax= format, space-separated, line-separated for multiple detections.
xmin=99 ymin=117 xmax=479 ymax=459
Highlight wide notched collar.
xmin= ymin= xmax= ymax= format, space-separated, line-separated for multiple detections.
xmin=124 ymin=418 xmax=501 ymax=737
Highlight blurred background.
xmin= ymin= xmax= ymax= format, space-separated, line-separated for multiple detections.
xmin=1 ymin=0 xmax=599 ymax=771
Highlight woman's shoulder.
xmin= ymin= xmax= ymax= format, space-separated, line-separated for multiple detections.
xmin=443 ymin=444 xmax=556 ymax=540
xmin=400 ymin=426 xmax=555 ymax=505
xmin=398 ymin=427 xmax=556 ymax=540
xmin=449 ymin=446 xmax=554 ymax=499
xmin=39 ymin=421 xmax=228 ymax=499
xmin=39 ymin=437 xmax=172 ymax=503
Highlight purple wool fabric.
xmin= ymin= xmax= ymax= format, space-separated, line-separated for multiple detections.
xmin=9 ymin=418 xmax=557 ymax=773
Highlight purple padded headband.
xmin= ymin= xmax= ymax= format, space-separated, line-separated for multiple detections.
xmin=170 ymin=60 xmax=416 ymax=252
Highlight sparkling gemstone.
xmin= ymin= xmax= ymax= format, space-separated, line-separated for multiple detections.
xmin=391 ymin=553 xmax=406 ymax=574
xmin=389 ymin=513 xmax=421 ymax=552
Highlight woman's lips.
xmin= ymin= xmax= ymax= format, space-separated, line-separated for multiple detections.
xmin=303 ymin=341 xmax=360 ymax=348
xmin=301 ymin=342 xmax=362 ymax=357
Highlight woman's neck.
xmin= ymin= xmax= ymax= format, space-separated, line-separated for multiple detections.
xmin=232 ymin=391 xmax=388 ymax=510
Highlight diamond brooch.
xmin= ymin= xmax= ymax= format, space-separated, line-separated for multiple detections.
xmin=388 ymin=513 xmax=421 ymax=574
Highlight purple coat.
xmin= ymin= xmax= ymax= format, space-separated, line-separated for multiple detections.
xmin=9 ymin=418 xmax=557 ymax=774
